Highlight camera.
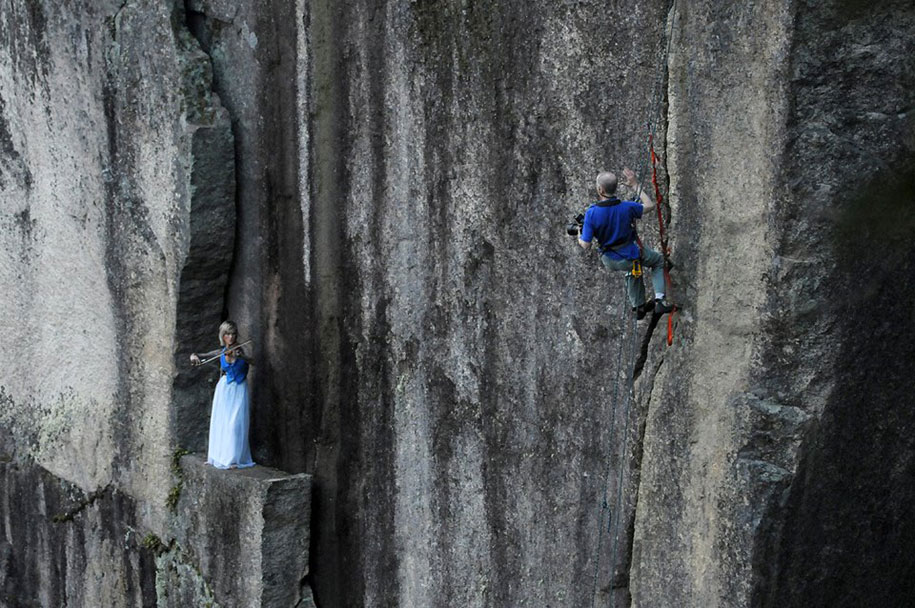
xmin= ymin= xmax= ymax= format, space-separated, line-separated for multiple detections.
xmin=566 ymin=213 xmax=584 ymax=236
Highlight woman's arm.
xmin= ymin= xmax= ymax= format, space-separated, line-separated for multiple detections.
xmin=190 ymin=347 xmax=223 ymax=366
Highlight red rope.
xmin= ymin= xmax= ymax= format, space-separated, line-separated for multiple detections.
xmin=648 ymin=133 xmax=668 ymax=254
xmin=648 ymin=133 xmax=676 ymax=346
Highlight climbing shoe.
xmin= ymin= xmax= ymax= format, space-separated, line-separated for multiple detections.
xmin=633 ymin=300 xmax=655 ymax=320
xmin=653 ymin=298 xmax=674 ymax=316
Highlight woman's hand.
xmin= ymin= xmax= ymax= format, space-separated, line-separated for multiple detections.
xmin=190 ymin=353 xmax=201 ymax=366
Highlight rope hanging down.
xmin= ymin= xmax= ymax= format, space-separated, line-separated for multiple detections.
xmin=644 ymin=0 xmax=679 ymax=347
xmin=649 ymin=133 xmax=676 ymax=346
xmin=589 ymin=297 xmax=635 ymax=607
xmin=607 ymin=307 xmax=640 ymax=606
xmin=588 ymin=2 xmax=680 ymax=607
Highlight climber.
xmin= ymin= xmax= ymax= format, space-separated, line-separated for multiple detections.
xmin=577 ymin=168 xmax=673 ymax=319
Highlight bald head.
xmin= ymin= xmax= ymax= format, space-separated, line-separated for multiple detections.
xmin=596 ymin=172 xmax=618 ymax=198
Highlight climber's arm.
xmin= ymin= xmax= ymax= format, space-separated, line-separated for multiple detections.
xmin=622 ymin=167 xmax=655 ymax=213
xmin=579 ymin=210 xmax=594 ymax=250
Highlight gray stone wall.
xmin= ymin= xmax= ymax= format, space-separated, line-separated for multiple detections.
xmin=630 ymin=1 xmax=797 ymax=605
xmin=1 ymin=0 xmax=913 ymax=607
xmin=296 ymin=2 xmax=672 ymax=606
xmin=631 ymin=1 xmax=915 ymax=607
xmin=0 ymin=460 xmax=157 ymax=606
xmin=1 ymin=1 xmax=307 ymax=606
xmin=753 ymin=1 xmax=915 ymax=606
xmin=0 ymin=0 xmax=209 ymax=559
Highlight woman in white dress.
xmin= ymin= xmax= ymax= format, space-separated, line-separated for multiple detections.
xmin=190 ymin=321 xmax=255 ymax=469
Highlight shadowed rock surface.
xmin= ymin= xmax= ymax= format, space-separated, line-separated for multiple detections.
xmin=631 ymin=2 xmax=915 ymax=607
xmin=0 ymin=459 xmax=157 ymax=607
xmin=1 ymin=0 xmax=913 ymax=607
xmin=165 ymin=455 xmax=312 ymax=608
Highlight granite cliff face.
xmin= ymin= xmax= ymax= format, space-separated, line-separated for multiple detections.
xmin=1 ymin=1 xmax=229 ymax=602
xmin=633 ymin=2 xmax=915 ymax=606
xmin=1 ymin=1 xmax=913 ymax=607
xmin=0 ymin=2 xmax=310 ymax=606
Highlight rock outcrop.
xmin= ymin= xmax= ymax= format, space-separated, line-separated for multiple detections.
xmin=632 ymin=2 xmax=915 ymax=607
xmin=165 ymin=455 xmax=312 ymax=608
xmin=0 ymin=1 xmax=311 ymax=606
xmin=1 ymin=0 xmax=913 ymax=607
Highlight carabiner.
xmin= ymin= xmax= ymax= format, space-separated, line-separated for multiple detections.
xmin=631 ymin=260 xmax=643 ymax=278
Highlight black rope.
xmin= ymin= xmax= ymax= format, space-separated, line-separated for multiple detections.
xmin=587 ymin=2 xmax=681 ymax=606
xmin=607 ymin=308 xmax=640 ymax=607
xmin=589 ymin=295 xmax=631 ymax=608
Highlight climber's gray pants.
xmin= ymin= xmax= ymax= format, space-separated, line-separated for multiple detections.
xmin=601 ymin=246 xmax=666 ymax=308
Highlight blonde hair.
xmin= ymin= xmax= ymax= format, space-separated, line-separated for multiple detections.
xmin=218 ymin=320 xmax=239 ymax=346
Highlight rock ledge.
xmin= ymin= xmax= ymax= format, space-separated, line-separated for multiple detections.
xmin=169 ymin=454 xmax=312 ymax=608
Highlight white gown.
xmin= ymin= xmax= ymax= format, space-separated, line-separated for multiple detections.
xmin=206 ymin=350 xmax=255 ymax=469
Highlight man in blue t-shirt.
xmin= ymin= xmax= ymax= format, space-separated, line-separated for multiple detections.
xmin=577 ymin=168 xmax=673 ymax=319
